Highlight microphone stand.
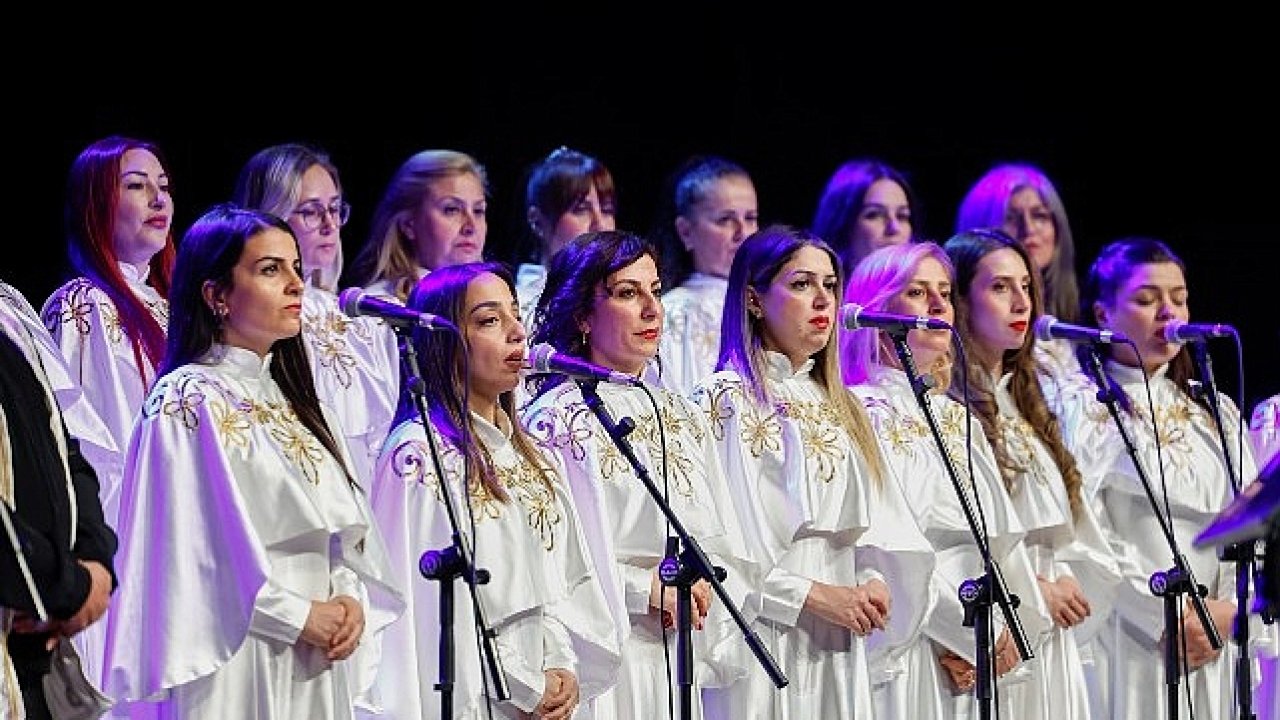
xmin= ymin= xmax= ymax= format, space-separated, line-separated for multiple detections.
xmin=885 ymin=329 xmax=1031 ymax=720
xmin=576 ymin=379 xmax=786 ymax=720
xmin=1079 ymin=343 xmax=1221 ymax=719
xmin=1189 ymin=340 xmax=1268 ymax=720
xmin=398 ymin=329 xmax=509 ymax=716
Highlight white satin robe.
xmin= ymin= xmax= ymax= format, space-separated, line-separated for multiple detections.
xmin=367 ymin=409 xmax=620 ymax=719
xmin=1056 ymin=361 xmax=1274 ymax=720
xmin=1251 ymin=394 xmax=1280 ymax=467
xmin=692 ymin=352 xmax=934 ymax=719
xmin=40 ymin=263 xmax=166 ymax=529
xmin=659 ymin=274 xmax=727 ymax=396
xmin=851 ymin=367 xmax=1052 ymax=720
xmin=989 ymin=372 xmax=1122 ymax=719
xmin=514 ymin=263 xmax=546 ymax=333
xmin=521 ymin=375 xmax=761 ymax=720
xmin=300 ymin=286 xmax=400 ymax=488
xmin=102 ymin=345 xmax=403 ymax=719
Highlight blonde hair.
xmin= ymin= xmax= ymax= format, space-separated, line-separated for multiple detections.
xmin=349 ymin=149 xmax=488 ymax=300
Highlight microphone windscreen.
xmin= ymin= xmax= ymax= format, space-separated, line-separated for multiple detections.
xmin=529 ymin=342 xmax=555 ymax=373
xmin=840 ymin=303 xmax=865 ymax=331
xmin=1033 ymin=315 xmax=1057 ymax=342
xmin=338 ymin=287 xmax=363 ymax=317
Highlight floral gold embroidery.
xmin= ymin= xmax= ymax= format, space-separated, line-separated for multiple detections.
xmin=498 ymin=459 xmax=561 ymax=551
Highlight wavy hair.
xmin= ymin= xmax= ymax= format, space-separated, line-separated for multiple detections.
xmin=521 ymin=146 xmax=616 ymax=265
xmin=943 ymin=229 xmax=1084 ymax=515
xmin=349 ymin=149 xmax=489 ymax=301
xmin=528 ymin=230 xmax=658 ymax=399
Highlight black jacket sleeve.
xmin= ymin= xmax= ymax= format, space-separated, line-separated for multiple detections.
xmin=66 ymin=435 xmax=118 ymax=589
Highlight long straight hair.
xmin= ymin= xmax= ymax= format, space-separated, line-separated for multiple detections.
xmin=840 ymin=241 xmax=955 ymax=388
xmin=349 ymin=149 xmax=489 ymax=300
xmin=955 ymin=162 xmax=1079 ymax=322
xmin=232 ymin=143 xmax=346 ymax=291
xmin=164 ymin=204 xmax=354 ymax=488
xmin=63 ymin=135 xmax=177 ymax=381
xmin=719 ymin=224 xmax=883 ymax=485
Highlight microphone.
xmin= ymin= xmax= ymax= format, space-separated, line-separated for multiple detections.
xmin=1163 ymin=319 xmax=1237 ymax=344
xmin=839 ymin=303 xmax=951 ymax=332
xmin=527 ymin=342 xmax=642 ymax=387
xmin=338 ymin=287 xmax=455 ymax=331
xmin=1033 ymin=315 xmax=1128 ymax=344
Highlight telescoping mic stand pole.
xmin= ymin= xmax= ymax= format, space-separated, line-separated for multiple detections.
xmin=577 ymin=379 xmax=786 ymax=720
xmin=1079 ymin=343 xmax=1220 ymax=719
xmin=399 ymin=328 xmax=508 ymax=717
xmin=885 ymin=328 xmax=1032 ymax=720
xmin=1188 ymin=340 xmax=1268 ymax=720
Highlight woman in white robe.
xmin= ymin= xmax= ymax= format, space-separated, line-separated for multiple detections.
xmin=841 ymin=241 xmax=1053 ymax=719
xmin=1054 ymin=236 xmax=1272 ymax=720
xmin=232 ymin=143 xmax=400 ymax=488
xmin=942 ymin=229 xmax=1122 ymax=719
xmin=368 ymin=262 xmax=620 ymax=719
xmin=103 ymin=206 xmax=402 ymax=719
xmin=39 ymin=136 xmax=177 ymax=691
xmin=40 ymin=136 xmax=178 ymax=532
xmin=520 ymin=231 xmax=761 ymax=720
xmin=691 ymin=225 xmax=934 ymax=719
xmin=653 ymin=156 xmax=758 ymax=396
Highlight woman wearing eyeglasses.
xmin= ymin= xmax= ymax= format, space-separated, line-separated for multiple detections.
xmin=233 ymin=143 xmax=401 ymax=504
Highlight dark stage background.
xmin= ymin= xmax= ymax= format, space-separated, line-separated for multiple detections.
xmin=8 ymin=39 xmax=1278 ymax=422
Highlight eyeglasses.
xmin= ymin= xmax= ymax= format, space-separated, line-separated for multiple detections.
xmin=291 ymin=200 xmax=350 ymax=231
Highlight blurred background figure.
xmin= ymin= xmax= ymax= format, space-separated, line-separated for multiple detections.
xmin=349 ymin=150 xmax=489 ymax=302
xmin=955 ymin=162 xmax=1082 ymax=392
xmin=654 ymin=154 xmax=759 ymax=396
xmin=1 ymin=280 xmax=117 ymax=720
xmin=1252 ymin=393 xmax=1280 ymax=467
xmin=515 ymin=146 xmax=617 ymax=331
xmin=811 ymin=158 xmax=917 ymax=277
